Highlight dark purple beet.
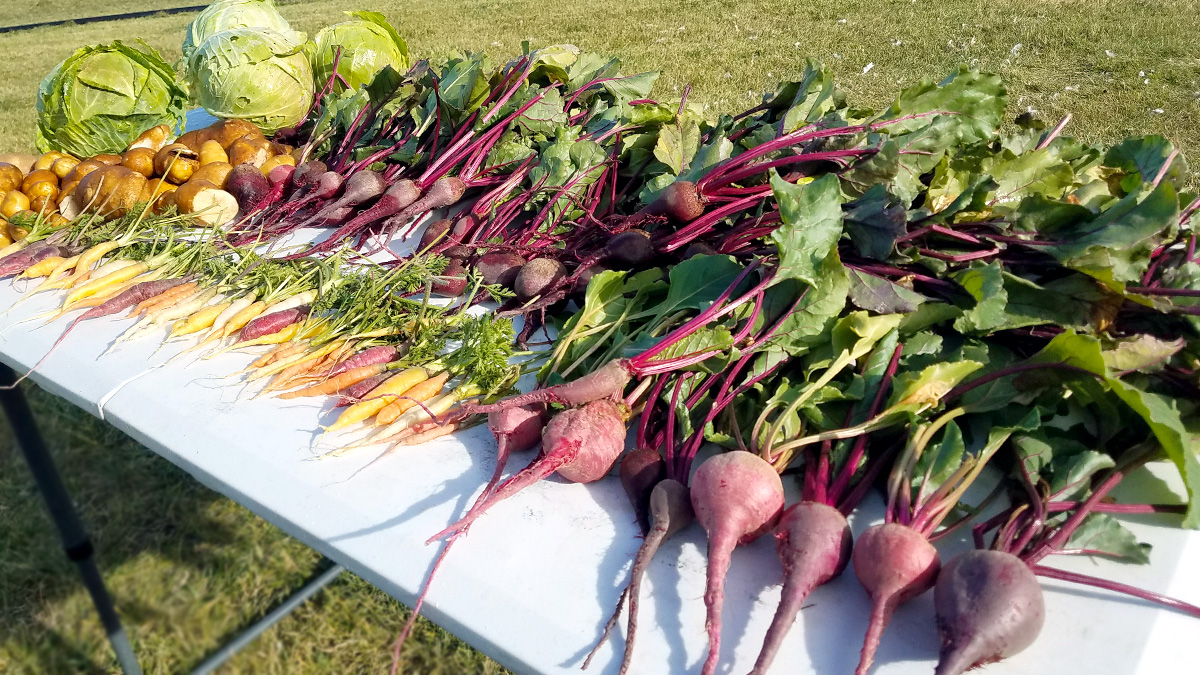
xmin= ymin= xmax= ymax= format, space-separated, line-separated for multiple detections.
xmin=619 ymin=448 xmax=667 ymax=534
xmin=574 ymin=263 xmax=610 ymax=292
xmin=606 ymin=230 xmax=655 ymax=268
xmin=684 ymin=242 xmax=717 ymax=258
xmin=444 ymin=245 xmax=472 ymax=259
xmin=226 ymin=164 xmax=274 ymax=215
xmin=514 ymin=258 xmax=566 ymax=301
xmin=933 ymin=550 xmax=1045 ymax=675
xmin=660 ymin=180 xmax=705 ymax=222
xmin=477 ymin=251 xmax=525 ymax=288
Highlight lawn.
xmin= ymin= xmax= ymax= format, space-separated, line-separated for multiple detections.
xmin=1 ymin=0 xmax=1197 ymax=673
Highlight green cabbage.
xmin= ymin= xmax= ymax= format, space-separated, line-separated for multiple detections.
xmin=187 ymin=28 xmax=315 ymax=133
xmin=312 ymin=11 xmax=409 ymax=92
xmin=35 ymin=41 xmax=188 ymax=158
xmin=182 ymin=0 xmax=303 ymax=63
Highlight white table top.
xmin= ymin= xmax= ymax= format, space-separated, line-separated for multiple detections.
xmin=2 ymin=159 xmax=1198 ymax=675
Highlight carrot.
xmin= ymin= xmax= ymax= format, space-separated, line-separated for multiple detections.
xmin=129 ymin=281 xmax=198 ymax=318
xmin=19 ymin=256 xmax=65 ymax=279
xmin=263 ymin=341 xmax=352 ymax=392
xmin=219 ymin=300 xmax=267 ymax=339
xmin=375 ymin=371 xmax=451 ymax=426
xmin=64 ymin=261 xmax=149 ymax=307
xmin=235 ymin=321 xmax=302 ymax=348
xmin=250 ymin=341 xmax=309 ymax=369
xmin=278 ymin=363 xmax=389 ymax=399
xmin=169 ymin=301 xmax=232 ymax=338
xmin=325 ymin=366 xmax=433 ymax=432
xmin=250 ymin=340 xmax=343 ymax=383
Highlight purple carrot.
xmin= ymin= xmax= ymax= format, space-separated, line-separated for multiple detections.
xmin=336 ymin=372 xmax=393 ymax=406
xmin=328 ymin=345 xmax=399 ymax=378
xmin=0 ymin=243 xmax=59 ymax=278
xmin=237 ymin=305 xmax=309 ymax=342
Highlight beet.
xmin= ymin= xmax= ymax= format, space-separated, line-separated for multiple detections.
xmin=853 ymin=522 xmax=942 ymax=675
xmin=691 ymin=451 xmax=785 ymax=675
xmin=684 ymin=242 xmax=717 ymax=259
xmin=514 ymin=257 xmax=566 ymax=301
xmin=477 ymin=251 xmax=525 ymax=288
xmin=934 ymin=550 xmax=1045 ymax=675
xmin=418 ymin=218 xmax=454 ymax=251
xmin=619 ymin=448 xmax=667 ymax=534
xmin=606 ymin=230 xmax=655 ymax=268
xmin=659 ymin=180 xmax=705 ymax=222
xmin=749 ymin=502 xmax=853 ymax=675
xmin=226 ymin=164 xmax=274 ymax=215
xmin=465 ymin=359 xmax=633 ymax=414
xmin=573 ymin=263 xmax=609 ymax=292
xmin=432 ymin=258 xmax=469 ymax=297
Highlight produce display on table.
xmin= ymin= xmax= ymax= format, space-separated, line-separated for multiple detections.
xmin=2 ymin=1 xmax=1199 ymax=673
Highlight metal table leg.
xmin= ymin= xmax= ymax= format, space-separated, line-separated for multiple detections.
xmin=0 ymin=363 xmax=142 ymax=675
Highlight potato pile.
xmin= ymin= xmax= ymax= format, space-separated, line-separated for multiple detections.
xmin=0 ymin=118 xmax=295 ymax=248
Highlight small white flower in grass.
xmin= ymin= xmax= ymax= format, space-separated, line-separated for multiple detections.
xmin=1105 ymin=50 xmax=1116 ymax=57
xmin=1152 ymin=108 xmax=1165 ymax=114
xmin=1027 ymin=105 xmax=1037 ymax=114
xmin=1011 ymin=43 xmax=1022 ymax=55
xmin=838 ymin=18 xmax=847 ymax=24
xmin=1144 ymin=79 xmax=1151 ymax=85
xmin=1139 ymin=71 xmax=1145 ymax=77
xmin=723 ymin=72 xmax=732 ymax=79
xmin=833 ymin=53 xmax=842 ymax=59
xmin=749 ymin=35 xmax=759 ymax=40
xmin=863 ymin=63 xmax=875 ymax=74
xmin=795 ymin=42 xmax=802 ymax=47
xmin=767 ymin=72 xmax=774 ymax=78
xmin=491 ymin=41 xmax=503 ymax=47
xmin=678 ymin=26 xmax=686 ymax=31
xmin=1064 ymin=85 xmax=1079 ymax=92
xmin=892 ymin=39 xmax=903 ymax=46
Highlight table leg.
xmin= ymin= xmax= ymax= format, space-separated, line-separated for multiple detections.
xmin=0 ymin=363 xmax=143 ymax=675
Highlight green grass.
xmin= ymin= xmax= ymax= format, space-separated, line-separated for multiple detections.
xmin=1 ymin=0 xmax=1198 ymax=672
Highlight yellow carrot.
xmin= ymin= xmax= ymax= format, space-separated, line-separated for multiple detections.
xmin=269 ymin=344 xmax=355 ymax=393
xmin=250 ymin=341 xmax=309 ymax=369
xmin=374 ymin=371 xmax=451 ymax=426
xmin=169 ymin=301 xmax=231 ymax=338
xmin=44 ymin=254 xmax=81 ymax=281
xmin=278 ymin=363 xmax=389 ymax=399
xmin=20 ymin=256 xmax=65 ymax=279
xmin=325 ymin=366 xmax=433 ymax=432
xmin=219 ymin=301 xmax=267 ymax=339
xmin=0 ymin=241 xmax=24 ymax=259
xmin=235 ymin=322 xmax=302 ymax=348
xmin=251 ymin=340 xmax=345 ymax=383
xmin=64 ymin=262 xmax=149 ymax=307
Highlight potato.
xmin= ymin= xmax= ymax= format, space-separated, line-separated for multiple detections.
xmin=175 ymin=128 xmax=213 ymax=153
xmin=154 ymin=144 xmax=200 ymax=183
xmin=1 ymin=190 xmax=30 ymax=218
xmin=271 ymin=142 xmax=294 ymax=157
xmin=58 ymin=194 xmax=82 ymax=220
xmin=0 ymin=163 xmax=22 ymax=192
xmin=27 ymin=183 xmax=59 ymax=207
xmin=227 ymin=136 xmax=275 ymax=167
xmin=152 ymin=188 xmax=176 ymax=214
xmin=0 ymin=228 xmax=11 ymax=248
xmin=51 ymin=156 xmax=79 ymax=180
xmin=198 ymin=139 xmax=230 ymax=167
xmin=21 ymin=169 xmax=58 ymax=193
xmin=33 ymin=151 xmax=68 ymax=171
xmin=122 ymin=147 xmax=157 ymax=177
xmin=77 ymin=165 xmax=146 ymax=217
xmin=172 ymin=179 xmax=238 ymax=226
xmin=64 ymin=159 xmax=104 ymax=184
xmin=260 ymin=154 xmax=296 ymax=177
xmin=93 ymin=154 xmax=123 ymax=166
xmin=0 ymin=153 xmax=36 ymax=174
xmin=190 ymin=161 xmax=234 ymax=188
xmin=210 ymin=119 xmax=264 ymax=149
xmin=45 ymin=212 xmax=69 ymax=228
xmin=8 ymin=214 xmax=34 ymax=240
xmin=127 ymin=124 xmax=171 ymax=153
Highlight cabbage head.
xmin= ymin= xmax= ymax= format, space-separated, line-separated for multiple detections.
xmin=182 ymin=0 xmax=303 ymax=63
xmin=36 ymin=41 xmax=188 ymax=157
xmin=312 ymin=11 xmax=409 ymax=92
xmin=188 ymin=28 xmax=315 ymax=133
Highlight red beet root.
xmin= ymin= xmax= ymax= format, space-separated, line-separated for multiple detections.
xmin=691 ymin=451 xmax=785 ymax=675
xmin=619 ymin=448 xmax=667 ymax=534
xmin=465 ymin=359 xmax=632 ymax=414
xmin=934 ymin=550 xmax=1044 ymax=675
xmin=514 ymin=257 xmax=566 ymax=301
xmin=429 ymin=399 xmax=628 ymax=541
xmin=477 ymin=251 xmax=525 ymax=288
xmin=852 ymin=522 xmax=942 ymax=675
xmin=749 ymin=501 xmax=853 ymax=675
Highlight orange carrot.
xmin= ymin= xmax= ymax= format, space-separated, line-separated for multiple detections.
xmin=250 ymin=341 xmax=308 ymax=369
xmin=129 ymin=281 xmax=196 ymax=317
xmin=266 ymin=342 xmax=355 ymax=393
xmin=277 ymin=363 xmax=390 ymax=399
xmin=374 ymin=371 xmax=450 ymax=426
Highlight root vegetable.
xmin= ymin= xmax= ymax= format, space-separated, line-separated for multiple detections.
xmin=749 ymin=502 xmax=853 ymax=675
xmin=429 ymin=399 xmax=628 ymax=541
xmin=619 ymin=447 xmax=667 ymax=534
xmin=852 ymin=522 xmax=942 ymax=675
xmin=225 ymin=164 xmax=274 ymax=214
xmin=514 ymin=258 xmax=566 ymax=301
xmin=605 ymin=229 xmax=655 ymax=268
xmin=690 ymin=451 xmax=785 ymax=675
xmin=933 ymin=550 xmax=1044 ymax=675
xmin=477 ymin=252 xmax=525 ymax=288
xmin=238 ymin=305 xmax=309 ymax=343
xmin=466 ymin=359 xmax=632 ymax=414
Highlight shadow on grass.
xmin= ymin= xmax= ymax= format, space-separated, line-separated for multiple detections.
xmin=0 ymin=382 xmax=237 ymax=658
